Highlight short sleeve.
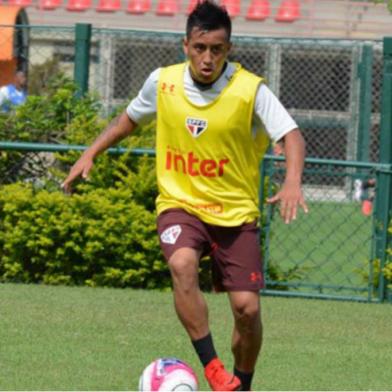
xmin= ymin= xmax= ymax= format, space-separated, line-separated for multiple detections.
xmin=254 ymin=84 xmax=298 ymax=142
xmin=126 ymin=68 xmax=160 ymax=125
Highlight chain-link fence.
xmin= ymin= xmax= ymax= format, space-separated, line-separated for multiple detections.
xmin=89 ymin=29 xmax=384 ymax=163
xmin=1 ymin=24 xmax=391 ymax=301
xmin=261 ymin=156 xmax=391 ymax=302
xmin=0 ymin=25 xmax=382 ymax=162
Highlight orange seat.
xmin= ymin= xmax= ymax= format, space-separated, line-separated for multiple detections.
xmin=8 ymin=0 xmax=32 ymax=6
xmin=156 ymin=0 xmax=179 ymax=15
xmin=275 ymin=0 xmax=300 ymax=22
xmin=126 ymin=0 xmax=150 ymax=13
xmin=96 ymin=0 xmax=121 ymax=11
xmin=66 ymin=0 xmax=92 ymax=11
xmin=246 ymin=0 xmax=270 ymax=20
xmin=221 ymin=0 xmax=240 ymax=17
xmin=38 ymin=0 xmax=62 ymax=9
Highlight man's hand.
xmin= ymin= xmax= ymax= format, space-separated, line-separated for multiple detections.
xmin=268 ymin=129 xmax=308 ymax=224
xmin=61 ymin=153 xmax=94 ymax=194
xmin=61 ymin=111 xmax=136 ymax=194
xmin=266 ymin=181 xmax=308 ymax=224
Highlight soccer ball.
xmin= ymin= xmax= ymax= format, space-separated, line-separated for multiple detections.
xmin=138 ymin=357 xmax=198 ymax=391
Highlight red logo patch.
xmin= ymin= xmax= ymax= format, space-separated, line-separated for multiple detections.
xmin=250 ymin=272 xmax=262 ymax=282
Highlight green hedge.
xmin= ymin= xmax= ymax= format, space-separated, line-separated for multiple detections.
xmin=0 ymin=183 xmax=169 ymax=288
xmin=0 ymin=75 xmax=173 ymax=288
xmin=0 ymin=75 xmax=310 ymax=290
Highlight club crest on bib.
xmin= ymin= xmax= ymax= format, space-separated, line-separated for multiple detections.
xmin=185 ymin=117 xmax=208 ymax=138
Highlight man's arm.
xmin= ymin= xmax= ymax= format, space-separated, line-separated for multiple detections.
xmin=62 ymin=111 xmax=137 ymax=193
xmin=267 ymin=128 xmax=308 ymax=224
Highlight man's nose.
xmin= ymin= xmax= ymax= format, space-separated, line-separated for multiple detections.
xmin=202 ymin=49 xmax=213 ymax=64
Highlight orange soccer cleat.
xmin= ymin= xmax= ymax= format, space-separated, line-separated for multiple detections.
xmin=204 ymin=358 xmax=241 ymax=391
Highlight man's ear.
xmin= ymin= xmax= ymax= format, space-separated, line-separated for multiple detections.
xmin=183 ymin=37 xmax=189 ymax=57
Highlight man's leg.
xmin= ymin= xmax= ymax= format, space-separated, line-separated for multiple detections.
xmin=168 ymin=247 xmax=209 ymax=339
xmin=228 ymin=291 xmax=262 ymax=390
xmin=168 ymin=247 xmax=241 ymax=391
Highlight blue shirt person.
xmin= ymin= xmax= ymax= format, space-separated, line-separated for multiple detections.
xmin=0 ymin=71 xmax=27 ymax=113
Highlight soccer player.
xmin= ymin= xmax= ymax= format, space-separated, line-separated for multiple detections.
xmin=62 ymin=1 xmax=308 ymax=390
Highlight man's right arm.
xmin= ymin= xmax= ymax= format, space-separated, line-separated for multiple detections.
xmin=62 ymin=67 xmax=159 ymax=193
xmin=62 ymin=111 xmax=136 ymax=193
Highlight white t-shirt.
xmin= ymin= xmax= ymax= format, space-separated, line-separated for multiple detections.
xmin=0 ymin=86 xmax=11 ymax=106
xmin=127 ymin=62 xmax=297 ymax=142
xmin=0 ymin=84 xmax=26 ymax=110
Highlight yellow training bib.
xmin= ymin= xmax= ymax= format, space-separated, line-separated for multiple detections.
xmin=155 ymin=62 xmax=270 ymax=226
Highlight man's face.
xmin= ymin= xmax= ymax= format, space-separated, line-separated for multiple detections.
xmin=183 ymin=27 xmax=232 ymax=84
xmin=15 ymin=72 xmax=26 ymax=89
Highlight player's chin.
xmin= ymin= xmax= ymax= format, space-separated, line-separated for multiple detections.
xmin=198 ymin=70 xmax=216 ymax=83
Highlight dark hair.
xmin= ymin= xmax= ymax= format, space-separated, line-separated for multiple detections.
xmin=186 ymin=0 xmax=231 ymax=40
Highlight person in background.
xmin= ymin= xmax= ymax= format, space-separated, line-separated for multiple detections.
xmin=0 ymin=70 xmax=27 ymax=113
xmin=62 ymin=1 xmax=308 ymax=390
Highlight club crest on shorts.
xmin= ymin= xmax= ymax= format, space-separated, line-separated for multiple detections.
xmin=161 ymin=225 xmax=182 ymax=245
xmin=185 ymin=117 xmax=208 ymax=138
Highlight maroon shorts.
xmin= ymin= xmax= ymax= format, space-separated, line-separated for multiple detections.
xmin=157 ymin=208 xmax=264 ymax=292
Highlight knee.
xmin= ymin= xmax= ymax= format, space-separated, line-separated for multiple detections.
xmin=168 ymin=250 xmax=199 ymax=292
xmin=232 ymin=301 xmax=261 ymax=333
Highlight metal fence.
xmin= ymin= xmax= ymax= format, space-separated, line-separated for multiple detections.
xmin=1 ymin=24 xmax=391 ymax=302
xmin=0 ymin=141 xmax=390 ymax=302
xmin=0 ymin=24 xmax=384 ymax=162
xmin=261 ymin=156 xmax=391 ymax=303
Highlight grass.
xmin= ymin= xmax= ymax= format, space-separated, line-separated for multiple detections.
xmin=0 ymin=283 xmax=391 ymax=391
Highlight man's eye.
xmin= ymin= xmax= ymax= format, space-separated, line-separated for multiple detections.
xmin=212 ymin=47 xmax=222 ymax=54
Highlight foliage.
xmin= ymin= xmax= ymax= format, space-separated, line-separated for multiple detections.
xmin=0 ymin=183 xmax=168 ymax=289
xmin=0 ymin=74 xmax=101 ymax=184
xmin=266 ymin=261 xmax=307 ymax=291
xmin=373 ymin=0 xmax=392 ymax=13
xmin=0 ymin=76 xmax=298 ymax=291
xmin=357 ymin=217 xmax=392 ymax=296
xmin=356 ymin=258 xmax=392 ymax=294
xmin=28 ymin=57 xmax=64 ymax=96
xmin=0 ymin=75 xmax=163 ymax=288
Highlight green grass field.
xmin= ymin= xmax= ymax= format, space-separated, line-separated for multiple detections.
xmin=0 ymin=283 xmax=391 ymax=391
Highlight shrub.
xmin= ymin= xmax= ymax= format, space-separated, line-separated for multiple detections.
xmin=0 ymin=76 xmax=298 ymax=291
xmin=0 ymin=75 xmax=102 ymax=185
xmin=0 ymin=183 xmax=169 ymax=289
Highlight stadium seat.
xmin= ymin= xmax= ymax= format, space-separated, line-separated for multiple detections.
xmin=7 ymin=0 xmax=32 ymax=6
xmin=96 ymin=0 xmax=121 ymax=12
xmin=275 ymin=0 xmax=300 ymax=22
xmin=126 ymin=0 xmax=150 ymax=13
xmin=156 ymin=0 xmax=179 ymax=15
xmin=221 ymin=0 xmax=240 ymax=17
xmin=38 ymin=0 xmax=62 ymax=9
xmin=246 ymin=0 xmax=270 ymax=20
xmin=66 ymin=0 xmax=92 ymax=11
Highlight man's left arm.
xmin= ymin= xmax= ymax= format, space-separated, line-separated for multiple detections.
xmin=267 ymin=128 xmax=308 ymax=224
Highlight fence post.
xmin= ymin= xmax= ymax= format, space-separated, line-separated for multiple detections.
xmin=374 ymin=37 xmax=392 ymax=302
xmin=356 ymin=44 xmax=373 ymax=163
xmin=74 ymin=23 xmax=92 ymax=97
